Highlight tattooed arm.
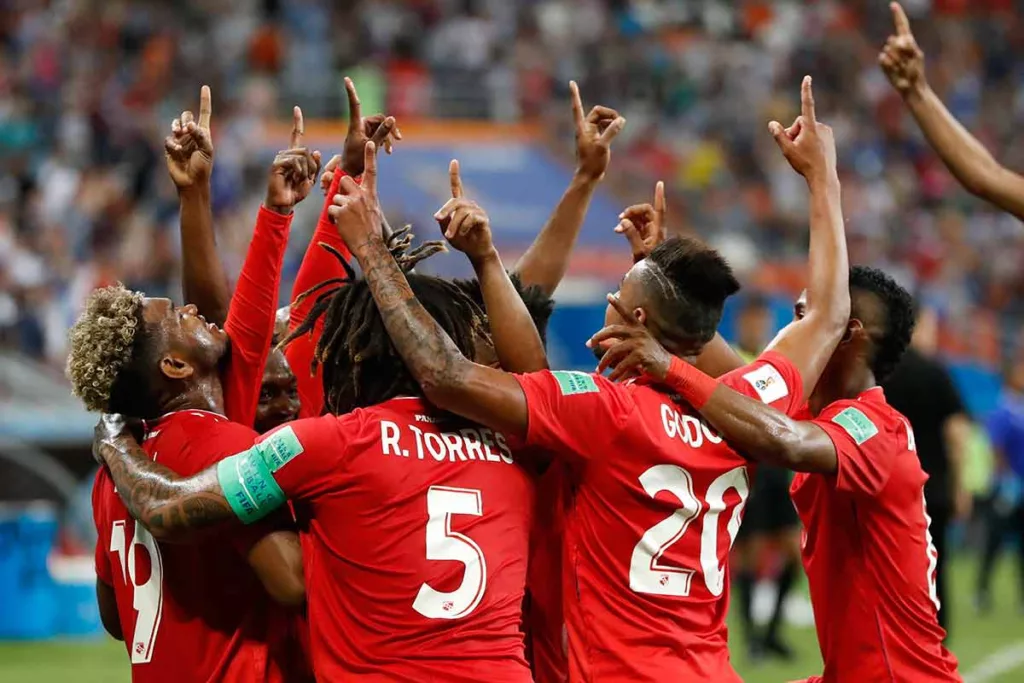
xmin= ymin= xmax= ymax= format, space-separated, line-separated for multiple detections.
xmin=329 ymin=144 xmax=530 ymax=438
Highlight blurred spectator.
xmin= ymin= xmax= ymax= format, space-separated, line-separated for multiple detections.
xmin=1 ymin=0 xmax=1023 ymax=372
xmin=977 ymin=352 xmax=1024 ymax=613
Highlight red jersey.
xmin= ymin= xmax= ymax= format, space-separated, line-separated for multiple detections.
xmin=255 ymin=396 xmax=534 ymax=682
xmin=514 ymin=352 xmax=804 ymax=682
xmin=92 ymin=410 xmax=287 ymax=683
xmin=791 ymin=388 xmax=961 ymax=682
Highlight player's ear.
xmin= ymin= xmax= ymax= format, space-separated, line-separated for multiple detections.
xmin=632 ymin=306 xmax=647 ymax=325
xmin=841 ymin=318 xmax=864 ymax=345
xmin=159 ymin=353 xmax=194 ymax=381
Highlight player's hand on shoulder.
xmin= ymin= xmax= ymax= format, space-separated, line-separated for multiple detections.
xmin=570 ymin=80 xmax=626 ymax=182
xmin=265 ymin=107 xmax=323 ymax=215
xmin=341 ymin=77 xmax=402 ymax=178
xmin=879 ymin=2 xmax=926 ymax=97
xmin=164 ymin=85 xmax=214 ymax=191
xmin=329 ymin=140 xmax=384 ymax=247
xmin=587 ymin=294 xmax=674 ymax=383
xmin=92 ymin=413 xmax=143 ymax=465
xmin=434 ymin=159 xmax=495 ymax=263
xmin=768 ymin=76 xmax=836 ymax=184
xmin=615 ymin=180 xmax=667 ymax=263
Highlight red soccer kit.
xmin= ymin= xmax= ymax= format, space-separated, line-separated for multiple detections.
xmin=791 ymin=387 xmax=961 ymax=683
xmin=513 ymin=352 xmax=804 ymax=682
xmin=249 ymin=396 xmax=534 ymax=682
xmin=93 ymin=411 xmax=289 ymax=683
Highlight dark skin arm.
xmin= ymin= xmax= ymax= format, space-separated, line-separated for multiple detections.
xmin=880 ymin=3 xmax=1024 ymax=221
xmin=166 ymin=86 xmax=229 ymax=326
xmin=436 ymin=160 xmax=547 ymax=373
xmin=513 ymin=81 xmax=625 ymax=295
xmin=96 ymin=579 xmax=123 ymax=641
xmin=329 ymin=144 xmax=530 ymax=438
xmin=92 ymin=417 xmax=306 ymax=605
xmin=590 ymin=297 xmax=838 ymax=473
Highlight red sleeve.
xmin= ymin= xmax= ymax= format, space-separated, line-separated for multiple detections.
xmin=255 ymin=416 xmax=350 ymax=502
xmin=720 ymin=350 xmax=804 ymax=416
xmin=286 ymin=171 xmax=354 ymax=419
xmin=812 ymin=400 xmax=903 ymax=498
xmin=91 ymin=469 xmax=113 ymax=586
xmin=192 ymin=420 xmax=294 ymax=554
xmin=223 ymin=206 xmax=293 ymax=427
xmin=513 ymin=370 xmax=635 ymax=465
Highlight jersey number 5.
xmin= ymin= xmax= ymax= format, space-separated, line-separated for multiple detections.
xmin=111 ymin=521 xmax=164 ymax=663
xmin=630 ymin=464 xmax=749 ymax=598
xmin=413 ymin=486 xmax=487 ymax=620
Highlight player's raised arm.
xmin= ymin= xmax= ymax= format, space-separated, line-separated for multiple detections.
xmin=329 ymin=143 xmax=531 ymax=438
xmin=166 ymin=86 xmax=230 ymax=326
xmin=880 ymin=3 xmax=1024 ymax=220
xmin=437 ymin=160 xmax=548 ymax=373
xmin=760 ymin=76 xmax=849 ymax=398
xmin=513 ymin=81 xmax=625 ymax=295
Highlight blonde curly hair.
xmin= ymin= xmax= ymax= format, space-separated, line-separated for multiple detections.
xmin=66 ymin=284 xmax=146 ymax=412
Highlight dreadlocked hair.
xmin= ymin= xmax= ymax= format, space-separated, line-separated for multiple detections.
xmin=281 ymin=228 xmax=487 ymax=415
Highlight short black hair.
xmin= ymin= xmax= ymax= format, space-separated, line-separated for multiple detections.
xmin=850 ymin=265 xmax=915 ymax=383
xmin=283 ymin=231 xmax=486 ymax=416
xmin=644 ymin=236 xmax=741 ymax=347
xmin=453 ymin=272 xmax=555 ymax=345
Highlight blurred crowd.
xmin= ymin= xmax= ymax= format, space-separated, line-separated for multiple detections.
xmin=2 ymin=0 xmax=1024 ymax=367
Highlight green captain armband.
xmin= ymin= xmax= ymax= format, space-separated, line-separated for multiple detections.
xmin=216 ymin=446 xmax=288 ymax=525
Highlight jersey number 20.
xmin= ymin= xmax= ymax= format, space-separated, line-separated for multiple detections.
xmin=413 ymin=486 xmax=487 ymax=620
xmin=111 ymin=520 xmax=164 ymax=663
xmin=630 ymin=464 xmax=749 ymax=598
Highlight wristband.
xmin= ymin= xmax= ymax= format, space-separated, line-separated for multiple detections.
xmin=664 ymin=356 xmax=718 ymax=409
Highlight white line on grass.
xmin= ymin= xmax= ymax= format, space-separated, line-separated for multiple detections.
xmin=963 ymin=642 xmax=1024 ymax=683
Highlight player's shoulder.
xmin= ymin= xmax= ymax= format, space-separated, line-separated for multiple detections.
xmin=821 ymin=389 xmax=914 ymax=451
xmin=154 ymin=410 xmax=258 ymax=472
xmin=721 ymin=351 xmax=799 ymax=405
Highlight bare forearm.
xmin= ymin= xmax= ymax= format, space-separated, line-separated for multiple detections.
xmin=179 ymin=186 xmax=230 ymax=326
xmin=906 ymin=84 xmax=1024 ymax=219
xmin=514 ymin=173 xmax=598 ymax=295
xmin=472 ymin=250 xmax=548 ymax=373
xmin=803 ymin=174 xmax=849 ymax=325
xmin=698 ymin=386 xmax=837 ymax=473
xmin=97 ymin=437 xmax=233 ymax=539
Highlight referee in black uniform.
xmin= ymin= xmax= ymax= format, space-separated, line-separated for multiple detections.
xmin=883 ymin=306 xmax=971 ymax=636
xmin=731 ymin=294 xmax=802 ymax=661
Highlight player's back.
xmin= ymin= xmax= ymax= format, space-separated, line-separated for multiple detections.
xmin=513 ymin=354 xmax=804 ymax=682
xmin=269 ymin=396 xmax=534 ymax=682
xmin=92 ymin=410 xmax=278 ymax=683
xmin=791 ymin=389 xmax=960 ymax=682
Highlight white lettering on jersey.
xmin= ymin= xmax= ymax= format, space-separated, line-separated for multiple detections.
xmin=660 ymin=403 xmax=723 ymax=448
xmin=381 ymin=421 xmax=514 ymax=464
xmin=742 ymin=364 xmax=789 ymax=405
xmin=900 ymin=417 xmax=917 ymax=452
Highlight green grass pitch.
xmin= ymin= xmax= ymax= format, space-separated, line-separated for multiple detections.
xmin=0 ymin=556 xmax=1020 ymax=682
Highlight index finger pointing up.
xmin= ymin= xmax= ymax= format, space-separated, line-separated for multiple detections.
xmin=345 ymin=77 xmax=362 ymax=134
xmin=891 ymin=2 xmax=912 ymax=37
xmin=569 ymin=81 xmax=585 ymax=132
xmin=198 ymin=85 xmax=212 ymax=128
xmin=654 ymin=181 xmax=666 ymax=225
xmin=290 ymin=106 xmax=304 ymax=148
xmin=800 ymin=75 xmax=815 ymax=122
xmin=449 ymin=159 xmax=463 ymax=199
xmin=363 ymin=141 xmax=377 ymax=195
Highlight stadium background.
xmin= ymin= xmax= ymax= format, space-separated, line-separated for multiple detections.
xmin=0 ymin=0 xmax=1022 ymax=680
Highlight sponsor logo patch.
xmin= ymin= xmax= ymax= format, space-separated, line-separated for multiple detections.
xmin=742 ymin=364 xmax=789 ymax=404
xmin=831 ymin=407 xmax=879 ymax=445
xmin=552 ymin=371 xmax=599 ymax=396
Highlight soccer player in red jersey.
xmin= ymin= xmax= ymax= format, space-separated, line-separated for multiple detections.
xmin=600 ymin=265 xmax=962 ymax=683
xmin=318 ymin=78 xmax=848 ymax=681
xmin=87 ymin=153 xmax=553 ymax=680
xmin=68 ymin=93 xmax=318 ymax=682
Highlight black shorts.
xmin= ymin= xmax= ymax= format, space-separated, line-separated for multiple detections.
xmin=739 ymin=464 xmax=799 ymax=537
